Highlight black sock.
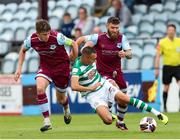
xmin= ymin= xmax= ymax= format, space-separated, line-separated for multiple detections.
xmin=163 ymin=92 xmax=168 ymax=111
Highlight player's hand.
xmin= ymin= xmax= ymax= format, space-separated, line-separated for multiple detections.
xmin=14 ymin=69 xmax=21 ymax=82
xmin=90 ymin=82 xmax=102 ymax=91
xmin=118 ymin=50 xmax=126 ymax=58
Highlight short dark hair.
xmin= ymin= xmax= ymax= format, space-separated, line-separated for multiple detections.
xmin=107 ymin=16 xmax=120 ymax=24
xmin=75 ymin=28 xmax=82 ymax=32
xmin=63 ymin=12 xmax=71 ymax=17
xmin=36 ymin=19 xmax=51 ymax=33
xmin=81 ymin=46 xmax=96 ymax=55
xmin=167 ymin=24 xmax=176 ymax=30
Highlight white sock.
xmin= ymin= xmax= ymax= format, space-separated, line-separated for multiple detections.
xmin=44 ymin=117 xmax=51 ymax=126
xmin=151 ymin=108 xmax=160 ymax=116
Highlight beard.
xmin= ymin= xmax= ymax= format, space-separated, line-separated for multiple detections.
xmin=107 ymin=30 xmax=119 ymax=40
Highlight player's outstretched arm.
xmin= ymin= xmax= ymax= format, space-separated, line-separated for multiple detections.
xmin=154 ymin=52 xmax=161 ymax=78
xmin=69 ymin=40 xmax=78 ymax=61
xmin=71 ymin=76 xmax=101 ymax=92
xmin=14 ymin=45 xmax=27 ymax=81
xmin=76 ymin=36 xmax=86 ymax=46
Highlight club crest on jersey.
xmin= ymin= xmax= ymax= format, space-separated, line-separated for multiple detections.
xmin=101 ymin=44 xmax=105 ymax=48
xmin=117 ymin=43 xmax=122 ymax=48
xmin=88 ymin=70 xmax=96 ymax=79
xmin=50 ymin=45 xmax=57 ymax=50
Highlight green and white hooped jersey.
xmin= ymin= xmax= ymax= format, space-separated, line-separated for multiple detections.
xmin=72 ymin=57 xmax=105 ymax=97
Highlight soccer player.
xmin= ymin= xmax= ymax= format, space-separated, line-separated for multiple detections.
xmin=14 ymin=19 xmax=78 ymax=132
xmin=154 ymin=24 xmax=180 ymax=112
xmin=76 ymin=17 xmax=132 ymax=130
xmin=71 ymin=46 xmax=168 ymax=127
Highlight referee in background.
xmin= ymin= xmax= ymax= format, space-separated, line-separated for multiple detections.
xmin=154 ymin=24 xmax=180 ymax=112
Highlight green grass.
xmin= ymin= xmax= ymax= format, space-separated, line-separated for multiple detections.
xmin=0 ymin=112 xmax=180 ymax=139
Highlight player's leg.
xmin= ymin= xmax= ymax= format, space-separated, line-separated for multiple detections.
xmin=96 ymin=106 xmax=114 ymax=125
xmin=54 ymin=75 xmax=71 ymax=124
xmin=56 ymin=90 xmax=71 ymax=124
xmin=86 ymin=84 xmax=115 ymax=125
xmin=111 ymin=73 xmax=128 ymax=130
xmin=162 ymin=66 xmax=172 ymax=112
xmin=174 ymin=65 xmax=180 ymax=111
xmin=36 ymin=76 xmax=52 ymax=132
xmin=163 ymin=84 xmax=169 ymax=112
xmin=114 ymin=92 xmax=168 ymax=125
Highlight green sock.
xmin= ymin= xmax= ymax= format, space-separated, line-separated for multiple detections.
xmin=129 ymin=97 xmax=152 ymax=112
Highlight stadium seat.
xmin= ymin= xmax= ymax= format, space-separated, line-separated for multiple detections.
xmin=134 ymin=4 xmax=147 ymax=15
xmin=48 ymin=0 xmax=56 ymax=11
xmin=99 ymin=16 xmax=110 ymax=24
xmin=139 ymin=22 xmax=154 ymax=36
xmin=18 ymin=2 xmax=31 ymax=12
xmin=0 ymin=4 xmax=5 ymax=15
xmin=31 ymin=1 xmax=38 ymax=9
xmin=153 ymin=13 xmax=168 ymax=23
xmin=14 ymin=27 xmax=26 ymax=41
xmin=168 ymin=12 xmax=180 ymax=24
xmin=140 ymin=14 xmax=154 ymax=24
xmin=93 ymin=16 xmax=100 ymax=26
xmin=1 ymin=9 xmax=13 ymax=22
xmin=149 ymin=4 xmax=163 ymax=14
xmin=153 ymin=21 xmax=167 ymax=34
xmin=138 ymin=32 xmax=152 ymax=38
xmin=27 ymin=57 xmax=39 ymax=73
xmin=131 ymin=14 xmax=142 ymax=25
xmin=26 ymin=26 xmax=35 ymax=37
xmin=129 ymin=39 xmax=144 ymax=48
xmin=131 ymin=44 xmax=143 ymax=57
xmin=13 ymin=8 xmax=27 ymax=21
xmin=82 ymin=0 xmax=95 ymax=7
xmin=125 ymin=54 xmax=141 ymax=70
xmin=1 ymin=59 xmax=16 ymax=74
xmin=0 ymin=28 xmax=14 ymax=41
xmin=1 ymin=52 xmax=19 ymax=74
xmin=26 ymin=7 xmax=38 ymax=20
xmin=51 ymin=5 xmax=65 ymax=18
xmin=152 ymin=31 xmax=165 ymax=38
xmin=98 ymin=22 xmax=106 ymax=32
xmin=143 ymin=39 xmax=157 ymax=47
xmin=140 ymin=54 xmax=155 ymax=70
xmin=163 ymin=2 xmax=176 ymax=13
xmin=6 ymin=3 xmax=18 ymax=13
xmin=65 ymin=4 xmax=78 ymax=19
xmin=49 ymin=16 xmax=61 ymax=30
xmin=56 ymin=0 xmax=69 ymax=9
xmin=124 ymin=25 xmax=138 ymax=37
xmin=0 ymin=40 xmax=10 ymax=56
xmin=143 ymin=44 xmax=156 ymax=56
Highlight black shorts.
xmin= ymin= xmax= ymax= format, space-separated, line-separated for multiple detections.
xmin=162 ymin=65 xmax=180 ymax=84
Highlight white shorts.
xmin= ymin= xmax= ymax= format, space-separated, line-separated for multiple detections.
xmin=86 ymin=80 xmax=120 ymax=110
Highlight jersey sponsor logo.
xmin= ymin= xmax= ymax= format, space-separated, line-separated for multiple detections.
xmin=50 ymin=45 xmax=57 ymax=50
xmin=102 ymin=50 xmax=119 ymax=56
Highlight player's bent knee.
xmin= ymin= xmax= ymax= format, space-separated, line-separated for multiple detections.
xmin=103 ymin=116 xmax=113 ymax=125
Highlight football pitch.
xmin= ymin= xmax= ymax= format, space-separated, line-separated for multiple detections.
xmin=0 ymin=112 xmax=180 ymax=139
